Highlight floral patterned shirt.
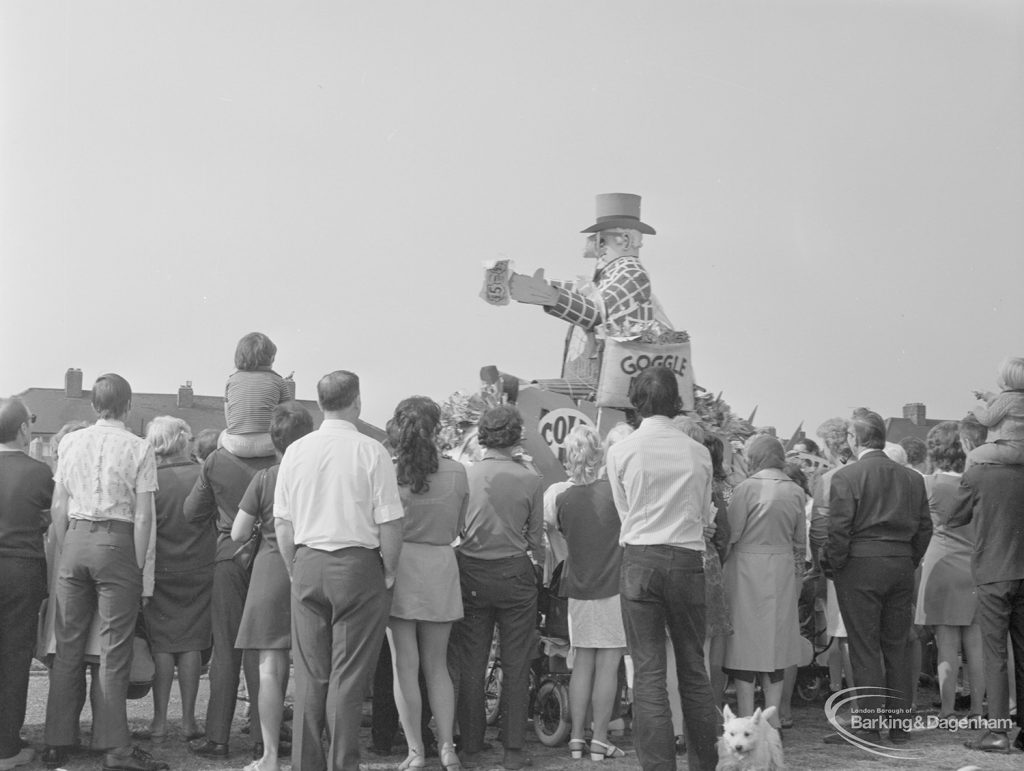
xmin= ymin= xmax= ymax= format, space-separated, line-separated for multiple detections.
xmin=55 ymin=419 xmax=158 ymax=523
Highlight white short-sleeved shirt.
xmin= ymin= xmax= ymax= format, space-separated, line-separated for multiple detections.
xmin=56 ymin=419 xmax=158 ymax=523
xmin=274 ymin=419 xmax=403 ymax=551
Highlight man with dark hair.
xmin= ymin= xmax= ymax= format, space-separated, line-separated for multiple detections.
xmin=899 ymin=436 xmax=929 ymax=475
xmin=274 ymin=371 xmax=404 ymax=771
xmin=184 ymin=410 xmax=276 ymax=759
xmin=43 ymin=375 xmax=167 ymax=771
xmin=823 ymin=409 xmax=932 ymax=745
xmin=605 ymin=367 xmax=719 ymax=771
xmin=949 ymin=416 xmax=1024 ymax=753
xmin=0 ymin=398 xmax=53 ymax=770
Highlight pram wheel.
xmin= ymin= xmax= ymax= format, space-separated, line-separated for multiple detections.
xmin=533 ymin=680 xmax=570 ymax=746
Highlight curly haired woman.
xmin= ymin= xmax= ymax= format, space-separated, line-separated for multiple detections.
xmin=386 ymin=397 xmax=468 ymax=771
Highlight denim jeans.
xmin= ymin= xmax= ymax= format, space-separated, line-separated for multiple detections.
xmin=451 ymin=553 xmax=537 ymax=753
xmin=620 ymin=545 xmax=719 ymax=771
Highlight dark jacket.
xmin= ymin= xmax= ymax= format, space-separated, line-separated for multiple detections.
xmin=947 ymin=462 xmax=1024 ymax=585
xmin=825 ymin=450 xmax=932 ymax=571
xmin=183 ymin=448 xmax=275 ymax=562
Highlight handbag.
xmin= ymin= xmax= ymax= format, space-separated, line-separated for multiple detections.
xmin=229 ymin=468 xmax=266 ymax=573
xmin=544 ymin=561 xmax=571 ymax=640
xmin=128 ymin=607 xmax=155 ymax=699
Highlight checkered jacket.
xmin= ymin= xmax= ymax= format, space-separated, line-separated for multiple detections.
xmin=544 ymin=256 xmax=653 ymax=335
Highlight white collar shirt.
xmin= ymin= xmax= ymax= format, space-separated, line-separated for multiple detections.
xmin=55 ymin=419 xmax=158 ymax=523
xmin=273 ymin=419 xmax=403 ymax=551
xmin=605 ymin=415 xmax=713 ymax=549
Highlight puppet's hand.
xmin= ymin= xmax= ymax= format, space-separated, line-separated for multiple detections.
xmin=509 ymin=268 xmax=558 ymax=306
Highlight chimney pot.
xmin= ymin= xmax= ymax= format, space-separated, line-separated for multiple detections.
xmin=65 ymin=368 xmax=83 ymax=398
xmin=903 ymin=402 xmax=927 ymax=426
xmin=177 ymin=382 xmax=194 ymax=409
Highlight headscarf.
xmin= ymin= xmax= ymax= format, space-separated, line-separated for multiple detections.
xmin=744 ymin=434 xmax=786 ymax=474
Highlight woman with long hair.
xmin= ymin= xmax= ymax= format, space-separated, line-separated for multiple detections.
xmin=386 ymin=397 xmax=468 ymax=771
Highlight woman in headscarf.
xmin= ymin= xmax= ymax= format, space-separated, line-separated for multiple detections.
xmin=722 ymin=434 xmax=805 ymax=728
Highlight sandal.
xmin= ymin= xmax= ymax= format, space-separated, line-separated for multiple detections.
xmin=131 ymin=729 xmax=167 ymax=744
xmin=440 ymin=743 xmax=461 ymax=771
xmin=568 ymin=739 xmax=587 ymax=760
xmin=399 ymin=748 xmax=426 ymax=771
xmin=589 ymin=740 xmax=625 ymax=761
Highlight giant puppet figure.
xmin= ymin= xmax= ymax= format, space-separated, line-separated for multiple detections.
xmin=505 ymin=193 xmax=675 ymax=394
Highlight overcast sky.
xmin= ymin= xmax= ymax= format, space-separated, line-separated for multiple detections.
xmin=3 ymin=0 xmax=1022 ymax=435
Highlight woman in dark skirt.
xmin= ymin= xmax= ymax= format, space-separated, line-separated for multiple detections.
xmin=140 ymin=416 xmax=215 ymax=742
xmin=233 ymin=402 xmax=313 ymax=771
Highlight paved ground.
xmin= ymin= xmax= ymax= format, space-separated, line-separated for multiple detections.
xmin=17 ymin=668 xmax=1023 ymax=770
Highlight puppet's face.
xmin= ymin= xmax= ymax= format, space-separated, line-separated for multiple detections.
xmin=583 ymin=228 xmax=636 ymax=262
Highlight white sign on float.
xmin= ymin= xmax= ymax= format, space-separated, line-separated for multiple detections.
xmin=538 ymin=408 xmax=595 ymax=463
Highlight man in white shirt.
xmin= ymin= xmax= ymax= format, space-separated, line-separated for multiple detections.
xmin=605 ymin=367 xmax=719 ymax=771
xmin=274 ymin=371 xmax=403 ymax=771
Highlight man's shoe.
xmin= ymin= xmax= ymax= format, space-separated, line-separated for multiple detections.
xmin=888 ymin=728 xmax=911 ymax=744
xmin=458 ymin=751 xmax=481 ymax=769
xmin=189 ymin=739 xmax=229 ymax=759
xmin=964 ymin=731 xmax=1010 ymax=753
xmin=0 ymin=748 xmax=35 ymax=771
xmin=42 ymin=747 xmax=69 ymax=768
xmin=102 ymin=746 xmax=169 ymax=771
xmin=502 ymin=749 xmax=532 ymax=770
xmin=823 ymin=728 xmax=881 ymax=745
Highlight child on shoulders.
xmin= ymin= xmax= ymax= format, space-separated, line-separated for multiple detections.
xmin=969 ymin=355 xmax=1024 ymax=466
xmin=221 ymin=332 xmax=291 ymax=458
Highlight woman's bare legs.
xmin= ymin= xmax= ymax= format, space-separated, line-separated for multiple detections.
xmin=149 ymin=653 xmax=174 ymax=737
xmin=934 ymin=625 xmax=961 ymax=715
xmin=417 ymin=621 xmax=457 ymax=750
xmin=568 ymin=648 xmax=595 ymax=745
xmin=590 ymin=649 xmax=624 ymax=746
xmin=760 ymin=674 xmax=784 ymax=729
xmin=961 ymin=624 xmax=985 ymax=716
xmin=251 ymin=649 xmax=289 ymax=771
xmin=388 ymin=619 xmax=427 ymax=769
xmin=176 ymin=650 xmax=203 ymax=737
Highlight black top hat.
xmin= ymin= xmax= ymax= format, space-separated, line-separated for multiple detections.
xmin=580 ymin=193 xmax=656 ymax=235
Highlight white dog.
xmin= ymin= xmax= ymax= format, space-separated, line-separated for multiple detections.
xmin=715 ymin=705 xmax=785 ymax=771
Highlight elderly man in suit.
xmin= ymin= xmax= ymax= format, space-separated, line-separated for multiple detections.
xmin=822 ymin=409 xmax=932 ymax=745
xmin=949 ymin=415 xmax=1024 ymax=753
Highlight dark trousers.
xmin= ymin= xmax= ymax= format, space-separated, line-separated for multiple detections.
xmin=45 ymin=521 xmax=141 ymax=750
xmin=0 ymin=557 xmax=47 ymax=758
xmin=620 ymin=545 xmax=719 ymax=771
xmin=205 ymin=558 xmax=260 ymax=745
xmin=291 ymin=547 xmax=389 ymax=771
xmin=451 ymin=553 xmax=537 ymax=754
xmin=834 ymin=555 xmax=915 ymax=723
xmin=976 ymin=579 xmax=1024 ymax=727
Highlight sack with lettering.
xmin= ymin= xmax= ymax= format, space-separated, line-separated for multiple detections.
xmin=596 ymin=334 xmax=695 ymax=411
